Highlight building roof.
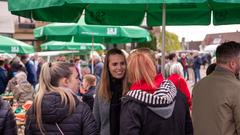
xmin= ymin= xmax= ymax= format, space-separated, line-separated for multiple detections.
xmin=202 ymin=31 xmax=240 ymax=45
xmin=183 ymin=41 xmax=201 ymax=51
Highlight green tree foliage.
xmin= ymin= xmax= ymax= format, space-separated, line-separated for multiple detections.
xmin=158 ymin=31 xmax=182 ymax=53
xmin=136 ymin=33 xmax=157 ymax=50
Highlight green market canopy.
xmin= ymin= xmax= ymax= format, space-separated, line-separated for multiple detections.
xmin=8 ymin=0 xmax=240 ymax=26
xmin=40 ymin=41 xmax=105 ymax=73
xmin=0 ymin=35 xmax=34 ymax=54
xmin=34 ymin=18 xmax=151 ymax=43
xmin=40 ymin=41 xmax=106 ymax=51
xmin=9 ymin=0 xmax=240 ymax=76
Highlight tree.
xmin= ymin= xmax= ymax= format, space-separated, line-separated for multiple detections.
xmin=136 ymin=33 xmax=157 ymax=50
xmin=158 ymin=31 xmax=182 ymax=53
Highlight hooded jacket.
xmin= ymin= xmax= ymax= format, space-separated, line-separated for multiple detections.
xmin=25 ymin=92 xmax=97 ymax=135
xmin=13 ymin=71 xmax=34 ymax=105
xmin=120 ymin=77 xmax=193 ymax=135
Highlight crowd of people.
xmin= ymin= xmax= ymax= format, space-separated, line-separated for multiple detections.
xmin=0 ymin=41 xmax=239 ymax=135
xmin=164 ymin=50 xmax=212 ymax=85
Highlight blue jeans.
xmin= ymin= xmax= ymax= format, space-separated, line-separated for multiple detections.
xmin=194 ymin=68 xmax=201 ymax=83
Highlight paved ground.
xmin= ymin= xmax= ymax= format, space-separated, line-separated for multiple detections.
xmin=186 ymin=66 xmax=207 ymax=94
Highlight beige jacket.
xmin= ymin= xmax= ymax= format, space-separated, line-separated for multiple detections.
xmin=6 ymin=72 xmax=33 ymax=105
xmin=192 ymin=66 xmax=240 ymax=135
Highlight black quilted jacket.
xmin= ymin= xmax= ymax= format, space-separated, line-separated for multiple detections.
xmin=25 ymin=92 xmax=97 ymax=135
xmin=0 ymin=98 xmax=17 ymax=135
xmin=120 ymin=91 xmax=193 ymax=135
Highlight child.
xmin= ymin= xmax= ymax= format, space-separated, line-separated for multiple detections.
xmin=79 ymin=74 xmax=96 ymax=110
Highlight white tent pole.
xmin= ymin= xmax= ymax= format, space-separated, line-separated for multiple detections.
xmin=47 ymin=55 xmax=50 ymax=62
xmin=91 ymin=34 xmax=94 ymax=74
xmin=161 ymin=2 xmax=166 ymax=78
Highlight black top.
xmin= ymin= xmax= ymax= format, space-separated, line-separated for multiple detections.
xmin=110 ymin=78 xmax=123 ymax=135
xmin=0 ymin=67 xmax=8 ymax=94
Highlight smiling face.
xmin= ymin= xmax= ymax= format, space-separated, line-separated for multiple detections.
xmin=108 ymin=54 xmax=126 ymax=79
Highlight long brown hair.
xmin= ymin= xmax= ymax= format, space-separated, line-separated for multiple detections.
xmin=34 ymin=62 xmax=76 ymax=134
xmin=98 ymin=48 xmax=128 ymax=101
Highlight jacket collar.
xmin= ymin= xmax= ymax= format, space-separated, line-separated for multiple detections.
xmin=214 ymin=66 xmax=236 ymax=78
xmin=130 ymin=74 xmax=164 ymax=94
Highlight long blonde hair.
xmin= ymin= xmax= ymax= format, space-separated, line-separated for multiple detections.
xmin=98 ymin=48 xmax=128 ymax=101
xmin=128 ymin=48 xmax=157 ymax=88
xmin=34 ymin=62 xmax=76 ymax=134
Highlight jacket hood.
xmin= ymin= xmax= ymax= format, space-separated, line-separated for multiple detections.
xmin=15 ymin=71 xmax=27 ymax=82
xmin=41 ymin=92 xmax=76 ymax=123
xmin=126 ymin=79 xmax=177 ymax=119
xmin=147 ymin=101 xmax=176 ymax=119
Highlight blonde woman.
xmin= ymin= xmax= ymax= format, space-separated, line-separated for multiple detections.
xmin=25 ymin=62 xmax=97 ymax=135
xmin=120 ymin=48 xmax=193 ymax=135
xmin=93 ymin=48 xmax=128 ymax=135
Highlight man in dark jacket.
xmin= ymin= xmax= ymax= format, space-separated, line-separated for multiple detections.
xmin=21 ymin=55 xmax=37 ymax=88
xmin=193 ymin=54 xmax=202 ymax=84
xmin=0 ymin=97 xmax=17 ymax=135
xmin=0 ymin=59 xmax=8 ymax=94
xmin=94 ymin=56 xmax=103 ymax=78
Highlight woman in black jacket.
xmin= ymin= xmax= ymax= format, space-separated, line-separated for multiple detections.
xmin=0 ymin=97 xmax=17 ymax=135
xmin=120 ymin=48 xmax=193 ymax=135
xmin=25 ymin=62 xmax=97 ymax=135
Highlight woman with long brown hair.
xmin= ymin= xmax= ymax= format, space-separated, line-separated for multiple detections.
xmin=120 ymin=48 xmax=193 ymax=135
xmin=93 ymin=48 xmax=128 ymax=135
xmin=25 ymin=62 xmax=97 ymax=135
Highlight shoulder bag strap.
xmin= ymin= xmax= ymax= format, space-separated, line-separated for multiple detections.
xmin=55 ymin=123 xmax=64 ymax=135
xmin=178 ymin=77 xmax=181 ymax=90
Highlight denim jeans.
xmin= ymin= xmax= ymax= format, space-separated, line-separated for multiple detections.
xmin=194 ymin=68 xmax=201 ymax=83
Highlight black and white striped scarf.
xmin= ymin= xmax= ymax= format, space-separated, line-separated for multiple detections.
xmin=126 ymin=80 xmax=177 ymax=107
